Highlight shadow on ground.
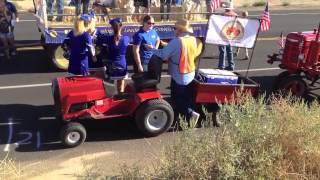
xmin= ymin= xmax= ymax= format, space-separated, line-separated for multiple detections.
xmin=0 ymin=104 xmax=145 ymax=152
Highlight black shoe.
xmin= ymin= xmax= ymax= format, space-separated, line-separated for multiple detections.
xmin=225 ymin=66 xmax=234 ymax=71
xmin=10 ymin=50 xmax=17 ymax=56
xmin=56 ymin=18 xmax=63 ymax=22
xmin=242 ymin=56 xmax=249 ymax=60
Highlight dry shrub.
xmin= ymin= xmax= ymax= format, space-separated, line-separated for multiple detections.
xmin=118 ymin=94 xmax=320 ymax=179
xmin=0 ymin=154 xmax=21 ymax=180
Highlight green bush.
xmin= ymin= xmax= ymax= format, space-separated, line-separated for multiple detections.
xmin=252 ymin=1 xmax=267 ymax=7
xmin=118 ymin=94 xmax=320 ymax=179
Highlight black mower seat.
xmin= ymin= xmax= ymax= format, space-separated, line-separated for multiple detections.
xmin=132 ymin=55 xmax=163 ymax=90
xmin=103 ymin=81 xmax=117 ymax=98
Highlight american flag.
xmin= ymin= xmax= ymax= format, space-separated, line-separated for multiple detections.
xmin=260 ymin=2 xmax=270 ymax=32
xmin=210 ymin=0 xmax=221 ymax=13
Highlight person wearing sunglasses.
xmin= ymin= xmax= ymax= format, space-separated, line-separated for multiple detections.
xmin=132 ymin=15 xmax=160 ymax=73
xmin=144 ymin=18 xmax=202 ymax=127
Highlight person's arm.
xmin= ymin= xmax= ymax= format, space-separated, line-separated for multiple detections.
xmin=11 ymin=3 xmax=19 ymax=21
xmin=155 ymin=37 xmax=160 ymax=49
xmin=132 ymin=33 xmax=144 ymax=72
xmin=148 ymin=38 xmax=179 ymax=61
xmin=85 ymin=33 xmax=97 ymax=62
xmin=133 ymin=44 xmax=143 ymax=72
xmin=61 ymin=31 xmax=72 ymax=51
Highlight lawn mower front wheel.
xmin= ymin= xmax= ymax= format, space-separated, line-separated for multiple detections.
xmin=135 ymin=99 xmax=174 ymax=137
xmin=60 ymin=122 xmax=87 ymax=148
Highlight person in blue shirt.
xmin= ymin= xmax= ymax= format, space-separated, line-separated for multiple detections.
xmin=4 ymin=0 xmax=18 ymax=28
xmin=96 ymin=17 xmax=129 ymax=92
xmin=62 ymin=15 xmax=95 ymax=75
xmin=132 ymin=15 xmax=160 ymax=73
xmin=145 ymin=18 xmax=202 ymax=126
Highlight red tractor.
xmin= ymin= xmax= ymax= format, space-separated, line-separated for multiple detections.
xmin=268 ymin=24 xmax=320 ymax=97
xmin=52 ymin=56 xmax=174 ymax=148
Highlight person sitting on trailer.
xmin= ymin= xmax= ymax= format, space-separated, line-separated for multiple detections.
xmin=96 ymin=17 xmax=130 ymax=92
xmin=144 ymin=18 xmax=202 ymax=126
xmin=61 ymin=15 xmax=95 ymax=76
xmin=74 ymin=0 xmax=90 ymax=15
xmin=47 ymin=0 xmax=64 ymax=21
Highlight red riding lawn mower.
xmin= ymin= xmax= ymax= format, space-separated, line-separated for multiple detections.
xmin=268 ymin=23 xmax=320 ymax=97
xmin=52 ymin=56 xmax=174 ymax=148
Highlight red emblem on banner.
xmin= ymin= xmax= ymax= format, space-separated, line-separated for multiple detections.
xmin=220 ymin=20 xmax=244 ymax=40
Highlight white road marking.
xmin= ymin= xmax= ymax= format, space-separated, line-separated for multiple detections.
xmin=0 ymin=83 xmax=51 ymax=90
xmin=19 ymin=20 xmax=37 ymax=22
xmin=39 ymin=117 xmax=56 ymax=120
xmin=0 ymin=67 xmax=281 ymax=90
xmin=0 ymin=122 xmax=20 ymax=126
xmin=235 ymin=67 xmax=280 ymax=72
xmin=4 ymin=118 xmax=14 ymax=152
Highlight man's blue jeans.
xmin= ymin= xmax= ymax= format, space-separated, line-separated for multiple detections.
xmin=170 ymin=79 xmax=194 ymax=121
xmin=75 ymin=0 xmax=90 ymax=15
xmin=160 ymin=0 xmax=172 ymax=20
xmin=175 ymin=0 xmax=182 ymax=5
xmin=218 ymin=45 xmax=234 ymax=70
xmin=47 ymin=0 xmax=64 ymax=20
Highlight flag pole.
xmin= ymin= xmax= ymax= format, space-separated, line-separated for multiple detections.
xmin=245 ymin=19 xmax=261 ymax=78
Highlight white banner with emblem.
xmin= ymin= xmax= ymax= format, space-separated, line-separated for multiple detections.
xmin=205 ymin=14 xmax=260 ymax=48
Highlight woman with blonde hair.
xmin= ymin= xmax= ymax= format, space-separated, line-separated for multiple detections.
xmin=62 ymin=15 xmax=95 ymax=75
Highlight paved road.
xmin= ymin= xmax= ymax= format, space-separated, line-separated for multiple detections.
xmin=0 ymin=9 xmax=320 ymax=176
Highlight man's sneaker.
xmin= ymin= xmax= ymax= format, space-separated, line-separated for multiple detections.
xmin=190 ymin=111 xmax=200 ymax=128
xmin=242 ymin=56 xmax=249 ymax=60
xmin=10 ymin=51 xmax=17 ymax=56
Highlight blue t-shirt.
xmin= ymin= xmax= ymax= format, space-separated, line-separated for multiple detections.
xmin=5 ymin=2 xmax=17 ymax=14
xmin=132 ymin=27 xmax=159 ymax=64
xmin=97 ymin=33 xmax=129 ymax=69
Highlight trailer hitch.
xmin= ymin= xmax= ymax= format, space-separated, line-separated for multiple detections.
xmin=267 ymin=53 xmax=281 ymax=64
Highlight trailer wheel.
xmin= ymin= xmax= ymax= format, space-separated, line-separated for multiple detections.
xmin=60 ymin=122 xmax=86 ymax=148
xmin=40 ymin=35 xmax=48 ymax=50
xmin=47 ymin=45 xmax=69 ymax=71
xmin=273 ymin=71 xmax=290 ymax=90
xmin=278 ymin=75 xmax=308 ymax=97
xmin=135 ymin=99 xmax=174 ymax=137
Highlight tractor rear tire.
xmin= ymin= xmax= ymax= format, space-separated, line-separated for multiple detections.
xmin=277 ymin=75 xmax=308 ymax=97
xmin=135 ymin=99 xmax=174 ymax=137
xmin=60 ymin=122 xmax=86 ymax=148
xmin=273 ymin=71 xmax=290 ymax=91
